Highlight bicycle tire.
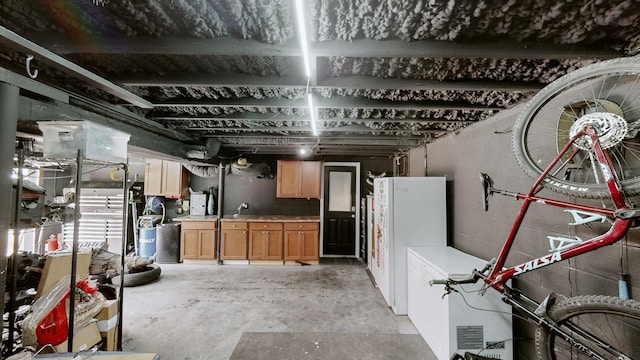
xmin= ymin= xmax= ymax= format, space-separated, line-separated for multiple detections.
xmin=513 ymin=55 xmax=640 ymax=199
xmin=535 ymin=295 xmax=640 ymax=359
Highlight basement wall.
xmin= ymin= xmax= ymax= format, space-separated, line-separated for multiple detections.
xmin=426 ymin=104 xmax=640 ymax=358
xmin=189 ymin=157 xmax=392 ymax=217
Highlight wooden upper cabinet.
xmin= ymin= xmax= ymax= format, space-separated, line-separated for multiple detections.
xmin=276 ymin=160 xmax=321 ymax=199
xmin=144 ymin=159 xmax=189 ymax=197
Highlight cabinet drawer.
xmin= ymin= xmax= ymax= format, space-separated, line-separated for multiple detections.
xmin=221 ymin=221 xmax=248 ymax=230
xmin=249 ymin=222 xmax=283 ymax=230
xmin=181 ymin=221 xmax=216 ymax=230
xmin=284 ymin=222 xmax=319 ymax=231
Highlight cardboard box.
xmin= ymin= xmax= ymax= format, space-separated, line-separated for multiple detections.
xmin=53 ymin=321 xmax=101 ymax=353
xmin=36 ymin=252 xmax=92 ymax=300
xmin=96 ymin=299 xmax=120 ymax=351
xmin=101 ymin=326 xmax=118 ymax=351
xmin=96 ymin=299 xmax=119 ymax=324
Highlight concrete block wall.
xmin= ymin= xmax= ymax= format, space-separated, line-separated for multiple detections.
xmin=426 ymin=104 xmax=640 ymax=358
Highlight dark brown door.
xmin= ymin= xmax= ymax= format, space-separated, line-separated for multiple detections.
xmin=323 ymin=165 xmax=356 ymax=255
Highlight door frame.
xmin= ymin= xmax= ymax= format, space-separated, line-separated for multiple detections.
xmin=320 ymin=162 xmax=361 ymax=257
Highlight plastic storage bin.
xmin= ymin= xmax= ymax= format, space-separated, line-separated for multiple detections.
xmin=39 ymin=121 xmax=130 ymax=163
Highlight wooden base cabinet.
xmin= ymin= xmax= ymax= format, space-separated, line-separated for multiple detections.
xmin=248 ymin=222 xmax=283 ymax=260
xmin=284 ymin=222 xmax=319 ymax=261
xmin=220 ymin=222 xmax=248 ymax=260
xmin=180 ymin=221 xmax=216 ymax=261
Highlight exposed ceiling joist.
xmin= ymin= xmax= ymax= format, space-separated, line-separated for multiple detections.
xmin=215 ymin=134 xmax=425 ymax=146
xmin=118 ymin=73 xmax=543 ymax=92
xmin=0 ymin=26 xmax=153 ymax=109
xmin=315 ymin=77 xmax=545 ymax=92
xmin=154 ymin=115 xmax=476 ymax=124
xmin=180 ymin=125 xmax=445 ymax=133
xmin=222 ymin=146 xmax=401 ymax=156
xmin=0 ymin=67 xmax=69 ymax=103
xmin=26 ymin=33 xmax=618 ymax=60
xmin=154 ymin=97 xmax=502 ymax=110
xmin=118 ymin=73 xmax=308 ymax=88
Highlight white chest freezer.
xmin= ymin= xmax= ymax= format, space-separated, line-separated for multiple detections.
xmin=407 ymin=246 xmax=513 ymax=360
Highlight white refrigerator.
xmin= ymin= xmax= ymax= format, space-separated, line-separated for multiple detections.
xmin=371 ymin=177 xmax=447 ymax=315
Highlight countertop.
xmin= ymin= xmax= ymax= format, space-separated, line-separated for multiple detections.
xmin=172 ymin=215 xmax=219 ymax=222
xmin=220 ymin=215 xmax=320 ymax=222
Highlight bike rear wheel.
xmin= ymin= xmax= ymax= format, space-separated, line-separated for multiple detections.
xmin=513 ymin=55 xmax=640 ymax=199
xmin=535 ymin=295 xmax=640 ymax=359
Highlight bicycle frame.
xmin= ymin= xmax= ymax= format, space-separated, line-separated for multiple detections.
xmin=484 ymin=125 xmax=633 ymax=293
xmin=456 ymin=125 xmax=640 ymax=359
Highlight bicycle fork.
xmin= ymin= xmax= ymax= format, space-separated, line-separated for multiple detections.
xmin=501 ymin=290 xmax=631 ymax=360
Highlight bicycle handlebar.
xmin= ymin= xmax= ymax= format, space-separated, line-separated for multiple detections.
xmin=429 ymin=279 xmax=448 ymax=286
xmin=429 ymin=273 xmax=479 ymax=287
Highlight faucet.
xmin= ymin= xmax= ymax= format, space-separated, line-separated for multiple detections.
xmin=234 ymin=202 xmax=249 ymax=218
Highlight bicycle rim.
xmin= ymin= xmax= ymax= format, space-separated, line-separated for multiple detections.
xmin=535 ymin=295 xmax=640 ymax=359
xmin=513 ymin=55 xmax=640 ymax=199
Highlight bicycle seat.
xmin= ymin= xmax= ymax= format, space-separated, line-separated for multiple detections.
xmin=480 ymin=172 xmax=494 ymax=211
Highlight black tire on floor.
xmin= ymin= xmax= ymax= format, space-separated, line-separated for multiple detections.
xmin=112 ymin=263 xmax=161 ymax=287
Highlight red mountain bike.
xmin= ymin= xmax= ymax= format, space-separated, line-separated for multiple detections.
xmin=432 ymin=56 xmax=640 ymax=359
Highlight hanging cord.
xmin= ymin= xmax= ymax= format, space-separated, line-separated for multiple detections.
xmin=453 ymin=285 xmax=530 ymax=323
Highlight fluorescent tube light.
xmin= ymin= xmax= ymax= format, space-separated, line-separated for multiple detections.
xmin=307 ymin=93 xmax=318 ymax=136
xmin=294 ymin=0 xmax=311 ymax=78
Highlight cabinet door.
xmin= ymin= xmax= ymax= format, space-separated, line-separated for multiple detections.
xmin=300 ymin=230 xmax=319 ymax=260
xmin=162 ymin=160 xmax=184 ymax=196
xmin=264 ymin=230 xmax=283 ymax=260
xmin=181 ymin=229 xmax=199 ymax=260
xmin=299 ymin=161 xmax=321 ymax=199
xmin=276 ymin=161 xmax=300 ymax=198
xmin=221 ymin=229 xmax=247 ymax=260
xmin=249 ymin=230 xmax=283 ymax=260
xmin=144 ymin=160 xmax=188 ymax=197
xmin=284 ymin=231 xmax=302 ymax=260
xmin=248 ymin=230 xmax=266 ymax=259
xmin=144 ymin=159 xmax=163 ymax=195
xmin=198 ymin=229 xmax=216 ymax=260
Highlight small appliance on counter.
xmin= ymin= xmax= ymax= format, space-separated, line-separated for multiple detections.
xmin=189 ymin=193 xmax=207 ymax=216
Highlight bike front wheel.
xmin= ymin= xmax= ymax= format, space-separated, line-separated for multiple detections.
xmin=513 ymin=55 xmax=640 ymax=199
xmin=535 ymin=295 xmax=640 ymax=359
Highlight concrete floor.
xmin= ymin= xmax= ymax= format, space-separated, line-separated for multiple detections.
xmin=120 ymin=260 xmax=437 ymax=360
